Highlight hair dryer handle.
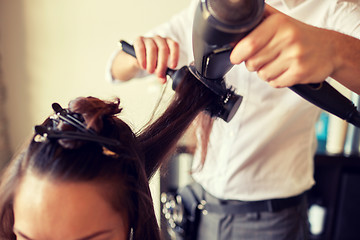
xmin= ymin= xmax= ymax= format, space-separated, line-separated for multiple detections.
xmin=119 ymin=40 xmax=136 ymax=58
xmin=119 ymin=40 xmax=176 ymax=77
xmin=290 ymin=82 xmax=360 ymax=127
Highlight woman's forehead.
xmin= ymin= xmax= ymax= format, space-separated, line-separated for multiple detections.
xmin=13 ymin=172 xmax=126 ymax=240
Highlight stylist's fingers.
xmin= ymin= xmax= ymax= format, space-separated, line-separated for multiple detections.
xmin=154 ymin=37 xmax=179 ymax=83
xmin=133 ymin=36 xmax=180 ymax=83
xmin=144 ymin=38 xmax=159 ymax=74
xmin=166 ymin=38 xmax=179 ymax=69
xmin=133 ymin=36 xmax=147 ymax=70
xmin=153 ymin=35 xmax=171 ymax=82
xmin=243 ymin=38 xmax=281 ymax=72
xmin=266 ymin=67 xmax=310 ymax=88
xmin=256 ymin=54 xmax=289 ymax=83
xmin=229 ymin=4 xmax=281 ymax=65
xmin=133 ymin=36 xmax=159 ymax=74
xmin=154 ymin=37 xmax=180 ymax=83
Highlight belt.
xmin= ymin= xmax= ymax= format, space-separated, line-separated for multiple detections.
xmin=199 ymin=191 xmax=305 ymax=215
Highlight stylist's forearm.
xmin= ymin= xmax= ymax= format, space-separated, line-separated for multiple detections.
xmin=111 ymin=51 xmax=141 ymax=81
xmin=330 ymin=31 xmax=360 ymax=94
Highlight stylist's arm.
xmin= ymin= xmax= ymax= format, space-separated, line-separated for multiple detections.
xmin=230 ymin=4 xmax=360 ymax=94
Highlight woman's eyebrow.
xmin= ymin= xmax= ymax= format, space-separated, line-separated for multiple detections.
xmin=13 ymin=228 xmax=113 ymax=240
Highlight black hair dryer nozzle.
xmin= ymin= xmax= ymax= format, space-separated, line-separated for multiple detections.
xmin=169 ymin=64 xmax=242 ymax=122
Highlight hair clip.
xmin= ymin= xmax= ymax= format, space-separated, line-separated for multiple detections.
xmin=34 ymin=103 xmax=121 ymax=157
xmin=34 ymin=125 xmax=120 ymax=147
xmin=52 ymin=103 xmax=96 ymax=135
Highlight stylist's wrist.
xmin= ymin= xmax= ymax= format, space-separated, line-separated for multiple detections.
xmin=111 ymin=51 xmax=141 ymax=81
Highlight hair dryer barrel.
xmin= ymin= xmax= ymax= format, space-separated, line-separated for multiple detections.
xmin=192 ymin=0 xmax=265 ymax=80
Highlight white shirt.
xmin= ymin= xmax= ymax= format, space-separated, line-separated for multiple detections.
xmin=109 ymin=0 xmax=360 ymax=201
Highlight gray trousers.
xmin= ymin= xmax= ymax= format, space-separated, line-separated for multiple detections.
xmin=196 ymin=190 xmax=309 ymax=240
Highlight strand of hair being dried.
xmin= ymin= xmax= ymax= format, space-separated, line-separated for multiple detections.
xmin=195 ymin=112 xmax=214 ymax=170
xmin=137 ymin=73 xmax=217 ymax=179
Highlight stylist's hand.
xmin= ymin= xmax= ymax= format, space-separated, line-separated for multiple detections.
xmin=133 ymin=35 xmax=179 ymax=83
xmin=230 ymin=4 xmax=336 ymax=88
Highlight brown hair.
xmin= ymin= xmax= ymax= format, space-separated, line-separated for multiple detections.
xmin=0 ymin=97 xmax=160 ymax=240
xmin=0 ymin=71 xmax=216 ymax=240
xmin=137 ymin=71 xmax=217 ymax=178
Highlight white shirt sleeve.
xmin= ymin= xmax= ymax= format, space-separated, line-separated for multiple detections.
xmin=327 ymin=0 xmax=360 ymax=38
xmin=105 ymin=48 xmax=120 ymax=83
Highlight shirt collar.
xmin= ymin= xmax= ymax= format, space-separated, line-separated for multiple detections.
xmin=266 ymin=0 xmax=306 ymax=10
xmin=281 ymin=0 xmax=306 ymax=9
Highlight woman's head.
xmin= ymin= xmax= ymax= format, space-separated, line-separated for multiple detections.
xmin=0 ymin=96 xmax=160 ymax=240
xmin=0 ymin=70 xmax=218 ymax=240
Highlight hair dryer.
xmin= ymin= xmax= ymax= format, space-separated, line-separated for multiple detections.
xmin=121 ymin=0 xmax=360 ymax=126
xmin=190 ymin=0 xmax=360 ymax=127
